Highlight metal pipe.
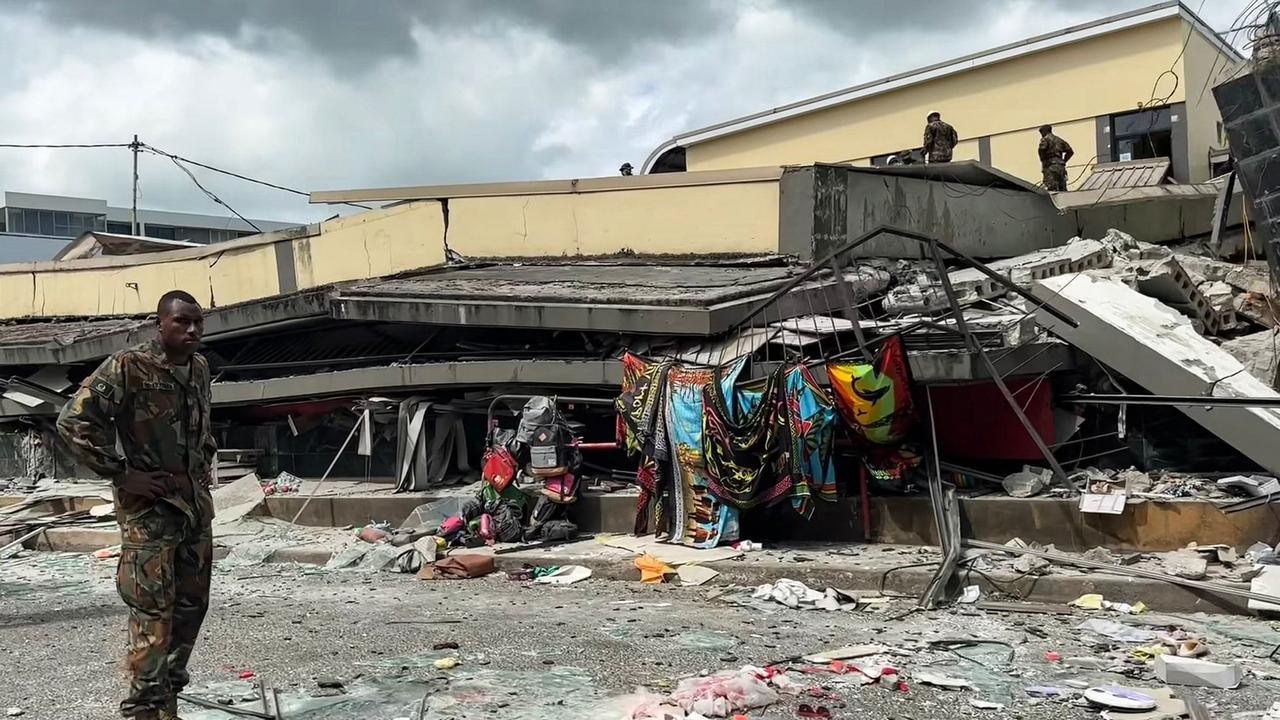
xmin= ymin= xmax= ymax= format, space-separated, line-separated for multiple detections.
xmin=929 ymin=238 xmax=1074 ymax=492
xmin=287 ymin=413 xmax=363 ymax=527
xmin=176 ymin=693 xmax=274 ymax=719
xmin=1061 ymin=393 xmax=1280 ymax=408
xmin=0 ymin=526 xmax=46 ymax=560
xmin=964 ymin=539 xmax=1280 ymax=606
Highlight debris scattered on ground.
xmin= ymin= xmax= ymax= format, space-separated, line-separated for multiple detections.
xmin=676 ymin=564 xmax=719 ymax=587
xmin=1077 ymin=618 xmax=1156 ymax=643
xmin=1002 ymin=466 xmax=1050 ymax=498
xmin=1154 ymin=654 xmax=1243 ymax=689
xmin=636 ymin=553 xmax=673 ymax=584
xmin=534 ymin=564 xmax=592 ymax=585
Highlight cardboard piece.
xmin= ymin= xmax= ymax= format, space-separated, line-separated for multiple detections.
xmin=1154 ymin=654 xmax=1243 ymax=689
xmin=600 ymin=534 xmax=743 ymax=565
xmin=1080 ymin=493 xmax=1126 ymax=514
xmin=676 ymin=564 xmax=719 ymax=587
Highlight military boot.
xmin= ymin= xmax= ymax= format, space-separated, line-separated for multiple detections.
xmin=158 ymin=697 xmax=185 ymax=720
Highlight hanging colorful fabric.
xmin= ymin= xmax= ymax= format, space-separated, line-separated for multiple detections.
xmin=616 ymin=352 xmax=672 ymax=533
xmin=702 ymin=363 xmax=837 ymax=520
xmin=827 ymin=335 xmax=915 ymax=446
xmin=659 ymin=360 xmax=744 ymax=548
xmin=782 ymin=364 xmax=838 ymax=513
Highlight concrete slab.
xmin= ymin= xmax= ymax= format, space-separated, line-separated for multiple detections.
xmin=332 ymin=263 xmax=890 ymax=336
xmin=1034 ymin=274 xmax=1280 ymax=474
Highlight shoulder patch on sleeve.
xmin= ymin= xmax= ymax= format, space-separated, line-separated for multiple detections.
xmin=89 ymin=377 xmax=118 ymax=399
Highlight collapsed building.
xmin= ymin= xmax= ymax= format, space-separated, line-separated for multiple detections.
xmin=1 ymin=155 xmax=1277 ymax=563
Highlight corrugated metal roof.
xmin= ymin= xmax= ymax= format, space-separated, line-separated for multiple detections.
xmin=1078 ymin=158 xmax=1172 ymax=191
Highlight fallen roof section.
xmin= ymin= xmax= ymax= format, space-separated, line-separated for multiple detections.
xmin=1053 ymin=182 xmax=1221 ymax=210
xmin=844 ymin=161 xmax=1043 ymax=194
xmin=0 ymin=290 xmax=330 ymax=366
xmin=212 ymin=359 xmax=622 ymax=406
xmin=53 ymin=231 xmax=201 ymax=261
xmin=1033 ymin=273 xmax=1280 ymax=475
xmin=1077 ymin=158 xmax=1172 ymax=192
xmin=309 ymin=166 xmax=785 ymax=205
xmin=333 ymin=263 xmax=890 ymax=336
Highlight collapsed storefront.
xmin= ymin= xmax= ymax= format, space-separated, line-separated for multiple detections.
xmin=1 ymin=161 xmax=1277 ymax=587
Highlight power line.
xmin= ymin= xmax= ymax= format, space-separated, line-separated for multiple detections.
xmin=0 ymin=142 xmax=130 ymax=148
xmin=163 ymin=154 xmax=262 ymax=233
xmin=139 ymin=143 xmax=370 ymax=210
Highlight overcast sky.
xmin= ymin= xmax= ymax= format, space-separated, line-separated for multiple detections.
xmin=0 ymin=0 xmax=1256 ymax=224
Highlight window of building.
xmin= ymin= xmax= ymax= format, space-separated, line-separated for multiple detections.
xmin=4 ymin=208 xmax=103 ymax=236
xmin=143 ymin=224 xmax=177 ymax=240
xmin=1111 ymin=107 xmax=1173 ymax=163
xmin=106 ymin=221 xmax=133 ymax=235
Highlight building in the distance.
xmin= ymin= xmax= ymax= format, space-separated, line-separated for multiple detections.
xmin=0 ymin=190 xmax=299 ymax=262
xmin=643 ymin=1 xmax=1242 ymax=188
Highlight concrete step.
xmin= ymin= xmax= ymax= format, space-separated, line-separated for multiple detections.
xmin=272 ymin=491 xmax=1280 ymax=553
xmin=13 ymin=490 xmax=1273 ymax=554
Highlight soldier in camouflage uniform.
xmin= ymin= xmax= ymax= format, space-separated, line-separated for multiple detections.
xmin=922 ymin=111 xmax=958 ymax=163
xmin=57 ymin=290 xmax=215 ymax=720
xmin=1038 ymin=124 xmax=1075 ymax=191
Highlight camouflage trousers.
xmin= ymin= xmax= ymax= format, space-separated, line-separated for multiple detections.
xmin=116 ymin=504 xmax=212 ymax=718
xmin=1043 ymin=163 xmax=1068 ymax=192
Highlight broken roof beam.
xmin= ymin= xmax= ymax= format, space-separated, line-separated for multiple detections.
xmin=212 ymin=359 xmax=621 ymax=406
xmin=1034 ymin=273 xmax=1280 ymax=475
xmin=308 ymin=166 xmax=785 ymax=204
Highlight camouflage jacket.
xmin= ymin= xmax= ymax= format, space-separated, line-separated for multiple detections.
xmin=922 ymin=120 xmax=958 ymax=158
xmin=1038 ymin=133 xmax=1074 ymax=168
xmin=57 ymin=339 xmax=216 ymax=525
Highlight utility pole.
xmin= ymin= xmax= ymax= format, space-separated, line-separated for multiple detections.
xmin=129 ymin=134 xmax=140 ymax=235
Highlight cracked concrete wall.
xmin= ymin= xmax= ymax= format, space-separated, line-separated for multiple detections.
xmin=293 ymin=200 xmax=446 ymax=288
xmin=0 ymin=178 xmax=777 ymax=319
xmin=0 ymin=201 xmax=449 ymax=319
xmin=445 ymin=181 xmax=780 ymax=257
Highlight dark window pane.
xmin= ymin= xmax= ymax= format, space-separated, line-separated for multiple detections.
xmin=145 ymin=225 xmax=176 ymax=240
xmin=1114 ymin=107 xmax=1172 ymax=136
xmin=106 ymin=221 xmax=132 ymax=234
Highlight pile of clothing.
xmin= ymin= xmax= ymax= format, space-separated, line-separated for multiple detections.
xmin=435 ymin=396 xmax=584 ymax=547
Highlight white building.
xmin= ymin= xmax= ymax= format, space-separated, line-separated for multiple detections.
xmin=0 ymin=191 xmax=299 ymax=262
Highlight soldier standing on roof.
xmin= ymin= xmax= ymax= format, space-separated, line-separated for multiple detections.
xmin=1038 ymin=124 xmax=1075 ymax=192
xmin=921 ymin=111 xmax=958 ymax=163
xmin=57 ymin=289 xmax=216 ymax=720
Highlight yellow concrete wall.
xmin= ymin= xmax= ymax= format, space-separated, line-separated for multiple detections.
xmin=686 ymin=17 xmax=1189 ymax=180
xmin=294 ymin=201 xmax=446 ymax=288
xmin=988 ymin=118 xmax=1097 ymax=189
xmin=951 ymin=139 xmax=980 ymax=163
xmin=447 ymin=181 xmax=780 ymax=257
xmin=0 ymin=200 xmax=450 ymax=319
xmin=1181 ymin=22 xmax=1234 ymax=181
xmin=0 ymin=178 xmax=779 ymax=318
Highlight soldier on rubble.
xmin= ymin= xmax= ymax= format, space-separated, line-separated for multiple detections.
xmin=1038 ymin=124 xmax=1075 ymax=192
xmin=57 ymin=289 xmax=216 ymax=720
xmin=921 ymin=111 xmax=958 ymax=164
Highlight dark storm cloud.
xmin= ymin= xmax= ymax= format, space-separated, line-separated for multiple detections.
xmin=19 ymin=0 xmax=734 ymax=64
xmin=17 ymin=0 xmax=1150 ymax=65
